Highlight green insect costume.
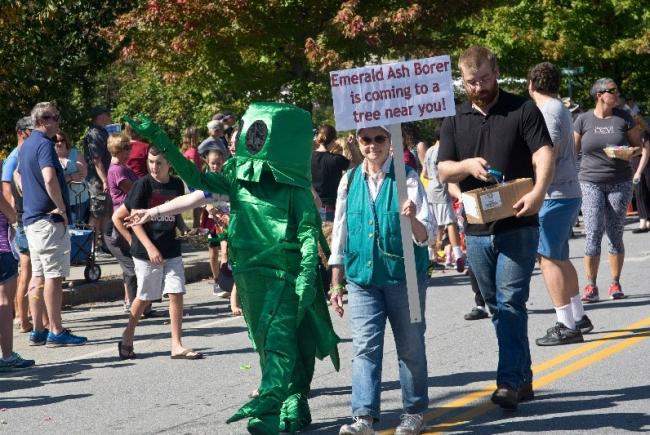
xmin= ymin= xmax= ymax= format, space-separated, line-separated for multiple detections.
xmin=125 ymin=102 xmax=340 ymax=435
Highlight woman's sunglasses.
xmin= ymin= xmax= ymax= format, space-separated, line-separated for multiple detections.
xmin=359 ymin=135 xmax=388 ymax=145
xmin=598 ymin=87 xmax=618 ymax=95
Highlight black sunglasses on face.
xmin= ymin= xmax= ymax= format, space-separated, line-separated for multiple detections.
xmin=42 ymin=114 xmax=60 ymax=122
xmin=360 ymin=135 xmax=388 ymax=145
xmin=598 ymin=88 xmax=618 ymax=95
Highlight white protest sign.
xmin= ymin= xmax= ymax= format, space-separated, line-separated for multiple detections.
xmin=330 ymin=56 xmax=456 ymax=323
xmin=330 ymin=55 xmax=455 ymax=131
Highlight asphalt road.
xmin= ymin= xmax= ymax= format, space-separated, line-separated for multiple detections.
xmin=2 ymin=219 xmax=649 ymax=434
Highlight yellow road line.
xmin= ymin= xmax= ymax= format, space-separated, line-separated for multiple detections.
xmin=378 ymin=316 xmax=650 ymax=435
xmin=425 ymin=329 xmax=649 ymax=433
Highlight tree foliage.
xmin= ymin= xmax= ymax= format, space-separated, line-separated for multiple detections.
xmin=2 ymin=0 xmax=648 ymax=156
xmin=461 ymin=0 xmax=650 ymax=106
xmin=0 ymin=0 xmax=135 ymax=155
xmin=104 ymin=0 xmax=495 ymax=139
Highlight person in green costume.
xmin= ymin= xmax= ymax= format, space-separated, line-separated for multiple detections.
xmin=123 ymin=102 xmax=340 ymax=434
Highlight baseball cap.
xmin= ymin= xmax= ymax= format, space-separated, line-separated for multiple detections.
xmin=356 ymin=125 xmax=390 ymax=136
xmin=207 ymin=120 xmax=225 ymax=130
xmin=212 ymin=111 xmax=235 ymax=122
xmin=16 ymin=116 xmax=34 ymax=131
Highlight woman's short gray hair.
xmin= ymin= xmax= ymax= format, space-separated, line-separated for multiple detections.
xmin=30 ymin=101 xmax=59 ymax=125
xmin=590 ymin=78 xmax=616 ymax=99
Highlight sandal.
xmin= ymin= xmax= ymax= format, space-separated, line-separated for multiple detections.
xmin=118 ymin=341 xmax=136 ymax=360
xmin=171 ymin=349 xmax=204 ymax=360
xmin=19 ymin=324 xmax=34 ymax=333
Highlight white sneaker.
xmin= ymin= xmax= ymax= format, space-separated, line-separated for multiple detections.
xmin=339 ymin=416 xmax=373 ymax=435
xmin=395 ymin=413 xmax=424 ymax=435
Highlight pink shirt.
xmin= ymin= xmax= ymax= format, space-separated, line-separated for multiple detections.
xmin=126 ymin=140 xmax=149 ymax=178
xmin=183 ymin=147 xmax=202 ymax=170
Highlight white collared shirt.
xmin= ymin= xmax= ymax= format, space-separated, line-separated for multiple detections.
xmin=328 ymin=156 xmax=436 ymax=266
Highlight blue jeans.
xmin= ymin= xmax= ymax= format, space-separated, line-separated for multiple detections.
xmin=465 ymin=226 xmax=539 ymax=389
xmin=347 ymin=274 xmax=429 ymax=420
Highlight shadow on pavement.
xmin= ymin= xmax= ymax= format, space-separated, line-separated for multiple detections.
xmin=445 ymin=384 xmax=650 ymax=433
xmin=0 ymin=356 xmax=136 ymax=408
xmin=310 ymin=371 xmax=494 ymax=399
xmin=528 ymin=293 xmax=650 ymax=315
xmin=585 ymin=327 xmax=650 ymax=343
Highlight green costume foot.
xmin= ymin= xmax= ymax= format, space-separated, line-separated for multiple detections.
xmin=278 ymin=393 xmax=311 ymax=433
xmin=227 ymin=395 xmax=279 ymax=424
xmin=248 ymin=415 xmax=280 ymax=435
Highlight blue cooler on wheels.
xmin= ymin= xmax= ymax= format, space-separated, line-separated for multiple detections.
xmin=69 ymin=228 xmax=101 ymax=282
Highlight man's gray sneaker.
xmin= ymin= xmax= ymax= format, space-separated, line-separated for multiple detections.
xmin=339 ymin=416 xmax=373 ymax=435
xmin=395 ymin=413 xmax=424 ymax=435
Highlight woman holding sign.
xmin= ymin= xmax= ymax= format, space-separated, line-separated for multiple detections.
xmin=329 ymin=126 xmax=435 ymax=435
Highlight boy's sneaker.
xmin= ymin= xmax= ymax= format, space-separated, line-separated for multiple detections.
xmin=608 ymin=282 xmax=625 ymax=300
xmin=29 ymin=329 xmax=49 ymax=346
xmin=395 ymin=413 xmax=424 ymax=435
xmin=339 ymin=416 xmax=373 ymax=435
xmin=575 ymin=315 xmax=594 ymax=334
xmin=0 ymin=352 xmax=36 ymax=372
xmin=455 ymin=256 xmax=466 ymax=273
xmin=581 ymin=285 xmax=599 ymax=303
xmin=536 ymin=322 xmax=584 ymax=346
xmin=46 ymin=329 xmax=87 ymax=347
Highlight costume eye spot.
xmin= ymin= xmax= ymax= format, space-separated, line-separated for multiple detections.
xmin=246 ymin=121 xmax=267 ymax=155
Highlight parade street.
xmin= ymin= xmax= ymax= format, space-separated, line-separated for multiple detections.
xmin=2 ymin=219 xmax=649 ymax=434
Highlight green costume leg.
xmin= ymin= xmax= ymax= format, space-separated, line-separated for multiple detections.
xmin=279 ymin=328 xmax=316 ymax=433
xmin=227 ymin=275 xmax=300 ymax=435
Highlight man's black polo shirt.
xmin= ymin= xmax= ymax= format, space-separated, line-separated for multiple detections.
xmin=438 ymin=89 xmax=552 ymax=235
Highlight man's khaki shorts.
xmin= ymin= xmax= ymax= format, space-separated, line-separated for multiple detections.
xmin=25 ymin=219 xmax=70 ymax=279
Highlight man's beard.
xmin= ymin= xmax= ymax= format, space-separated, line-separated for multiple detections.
xmin=468 ymin=85 xmax=498 ymax=108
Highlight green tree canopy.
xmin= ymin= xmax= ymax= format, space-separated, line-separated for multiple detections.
xmin=0 ymin=0 xmax=135 ymax=155
xmin=461 ymin=0 xmax=650 ymax=107
xmin=103 ymin=0 xmax=495 ymax=140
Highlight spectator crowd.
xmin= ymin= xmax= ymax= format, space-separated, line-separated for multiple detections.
xmin=1 ymin=44 xmax=649 ymax=435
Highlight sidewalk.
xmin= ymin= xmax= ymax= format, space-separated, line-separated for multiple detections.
xmin=62 ymin=242 xmax=213 ymax=307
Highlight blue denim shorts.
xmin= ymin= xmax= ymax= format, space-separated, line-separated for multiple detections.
xmin=0 ymin=252 xmax=18 ymax=284
xmin=538 ymin=198 xmax=581 ymax=260
xmin=15 ymin=225 xmax=29 ymax=254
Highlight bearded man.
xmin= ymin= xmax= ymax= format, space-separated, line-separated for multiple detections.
xmin=437 ymin=46 xmax=555 ymax=411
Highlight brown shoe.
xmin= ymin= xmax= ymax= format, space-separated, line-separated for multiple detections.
xmin=518 ymin=382 xmax=534 ymax=402
xmin=491 ymin=386 xmax=518 ymax=410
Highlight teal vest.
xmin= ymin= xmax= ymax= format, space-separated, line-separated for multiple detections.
xmin=344 ymin=162 xmax=429 ymax=286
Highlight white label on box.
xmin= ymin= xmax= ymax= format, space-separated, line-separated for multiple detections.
xmin=480 ymin=191 xmax=502 ymax=210
xmin=461 ymin=193 xmax=479 ymax=218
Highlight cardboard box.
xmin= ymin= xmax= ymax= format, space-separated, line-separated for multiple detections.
xmin=461 ymin=178 xmax=534 ymax=224
xmin=604 ymin=146 xmax=641 ymax=161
